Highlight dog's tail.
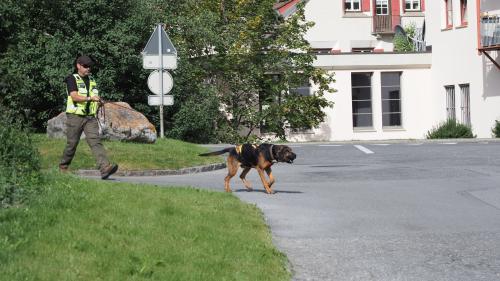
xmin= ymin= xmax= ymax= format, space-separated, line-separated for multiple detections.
xmin=198 ymin=147 xmax=233 ymax=156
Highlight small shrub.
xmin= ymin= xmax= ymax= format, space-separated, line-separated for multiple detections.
xmin=167 ymin=86 xmax=222 ymax=143
xmin=0 ymin=108 xmax=42 ymax=207
xmin=426 ymin=119 xmax=475 ymax=139
xmin=394 ymin=23 xmax=416 ymax=52
xmin=492 ymin=120 xmax=500 ymax=138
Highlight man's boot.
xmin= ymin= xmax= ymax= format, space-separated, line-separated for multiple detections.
xmin=101 ymin=164 xmax=118 ymax=180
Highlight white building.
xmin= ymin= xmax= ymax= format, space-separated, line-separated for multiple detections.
xmin=280 ymin=0 xmax=500 ymax=141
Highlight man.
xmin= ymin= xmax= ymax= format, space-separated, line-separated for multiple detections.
xmin=59 ymin=55 xmax=118 ymax=179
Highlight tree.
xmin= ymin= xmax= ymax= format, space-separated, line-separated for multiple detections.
xmin=0 ymin=0 xmax=335 ymax=143
xmin=164 ymin=0 xmax=335 ymax=142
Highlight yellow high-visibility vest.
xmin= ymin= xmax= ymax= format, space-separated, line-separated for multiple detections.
xmin=65 ymin=74 xmax=99 ymax=116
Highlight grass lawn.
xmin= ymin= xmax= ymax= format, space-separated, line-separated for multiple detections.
xmin=33 ymin=134 xmax=223 ymax=171
xmin=0 ymin=172 xmax=290 ymax=281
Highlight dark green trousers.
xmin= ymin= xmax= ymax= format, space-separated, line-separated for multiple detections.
xmin=60 ymin=113 xmax=110 ymax=171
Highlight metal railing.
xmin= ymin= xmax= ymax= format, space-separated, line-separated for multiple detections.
xmin=481 ymin=15 xmax=500 ymax=48
xmin=373 ymin=15 xmax=392 ymax=33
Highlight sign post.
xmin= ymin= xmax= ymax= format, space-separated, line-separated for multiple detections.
xmin=142 ymin=24 xmax=177 ymax=138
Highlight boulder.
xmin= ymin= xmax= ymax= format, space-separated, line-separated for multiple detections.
xmin=47 ymin=112 xmax=68 ymax=139
xmin=47 ymin=102 xmax=157 ymax=143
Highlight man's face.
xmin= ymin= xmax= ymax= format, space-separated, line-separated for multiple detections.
xmin=77 ymin=63 xmax=92 ymax=76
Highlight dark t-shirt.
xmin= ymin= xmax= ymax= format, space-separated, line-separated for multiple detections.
xmin=64 ymin=74 xmax=90 ymax=96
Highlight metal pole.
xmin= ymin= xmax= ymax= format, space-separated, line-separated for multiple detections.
xmin=158 ymin=23 xmax=164 ymax=138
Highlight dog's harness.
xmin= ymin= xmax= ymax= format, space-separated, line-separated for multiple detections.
xmin=236 ymin=145 xmax=243 ymax=155
xmin=235 ymin=144 xmax=257 ymax=156
xmin=268 ymin=144 xmax=276 ymax=163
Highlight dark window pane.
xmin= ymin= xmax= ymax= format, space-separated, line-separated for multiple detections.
xmin=352 ymin=101 xmax=372 ymax=113
xmin=353 ymin=2 xmax=360 ymax=9
xmin=291 ymin=87 xmax=311 ymax=96
xmin=381 ymin=73 xmax=400 ymax=86
xmin=353 ymin=114 xmax=373 ymax=127
xmin=352 ymin=73 xmax=371 ymax=87
xmin=381 ymin=87 xmax=400 ymax=99
xmin=383 ymin=113 xmax=401 ymax=126
xmin=352 ymin=87 xmax=371 ymax=100
xmin=382 ymin=100 xmax=401 ymax=112
xmin=345 ymin=2 xmax=351 ymax=10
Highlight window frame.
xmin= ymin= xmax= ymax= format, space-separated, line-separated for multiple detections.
xmin=459 ymin=84 xmax=471 ymax=127
xmin=445 ymin=85 xmax=456 ymax=120
xmin=344 ymin=0 xmax=361 ymax=12
xmin=376 ymin=0 xmax=389 ymax=15
xmin=445 ymin=0 xmax=453 ymax=28
xmin=351 ymin=72 xmax=373 ymax=129
xmin=381 ymin=72 xmax=402 ymax=128
xmin=405 ymin=0 xmax=421 ymax=11
xmin=460 ymin=0 xmax=468 ymax=26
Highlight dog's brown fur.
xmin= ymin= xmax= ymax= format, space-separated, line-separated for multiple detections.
xmin=199 ymin=144 xmax=296 ymax=194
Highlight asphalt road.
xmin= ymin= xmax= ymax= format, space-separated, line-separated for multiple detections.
xmin=114 ymin=141 xmax=500 ymax=281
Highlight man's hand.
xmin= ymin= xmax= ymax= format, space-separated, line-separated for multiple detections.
xmin=90 ymin=96 xmax=101 ymax=102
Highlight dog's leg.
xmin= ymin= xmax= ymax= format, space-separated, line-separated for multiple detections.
xmin=256 ymin=167 xmax=274 ymax=194
xmin=224 ymin=156 xmax=238 ymax=192
xmin=239 ymin=167 xmax=253 ymax=191
xmin=265 ymin=167 xmax=275 ymax=187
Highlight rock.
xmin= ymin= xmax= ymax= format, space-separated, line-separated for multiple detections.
xmin=47 ymin=112 xmax=68 ymax=139
xmin=98 ymin=102 xmax=157 ymax=143
xmin=46 ymin=102 xmax=157 ymax=143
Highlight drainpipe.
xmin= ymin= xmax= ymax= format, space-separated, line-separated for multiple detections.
xmin=476 ymin=0 xmax=481 ymax=54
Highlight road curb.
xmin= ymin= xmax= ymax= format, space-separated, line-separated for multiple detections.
xmin=76 ymin=162 xmax=226 ymax=177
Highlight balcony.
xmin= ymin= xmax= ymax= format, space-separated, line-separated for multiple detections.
xmin=373 ymin=15 xmax=401 ymax=35
xmin=481 ymin=15 xmax=500 ymax=49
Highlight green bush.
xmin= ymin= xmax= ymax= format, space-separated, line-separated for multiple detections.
xmin=167 ymin=86 xmax=224 ymax=143
xmin=492 ymin=120 xmax=500 ymax=138
xmin=394 ymin=23 xmax=416 ymax=52
xmin=426 ymin=119 xmax=475 ymax=139
xmin=0 ymin=109 xmax=42 ymax=207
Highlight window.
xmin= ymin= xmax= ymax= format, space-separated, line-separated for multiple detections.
xmin=289 ymin=74 xmax=312 ymax=96
xmin=381 ymin=72 xmax=402 ymax=127
xmin=405 ymin=0 xmax=421 ymax=11
xmin=460 ymin=84 xmax=470 ymax=126
xmin=345 ymin=0 xmax=361 ymax=11
xmin=445 ymin=85 xmax=456 ymax=120
xmin=352 ymin=73 xmax=373 ymax=128
xmin=460 ymin=0 xmax=468 ymax=26
xmin=376 ymin=0 xmax=389 ymax=15
xmin=445 ymin=0 xmax=453 ymax=28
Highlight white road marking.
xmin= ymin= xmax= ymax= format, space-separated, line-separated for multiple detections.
xmin=440 ymin=142 xmax=457 ymax=145
xmin=354 ymin=145 xmax=374 ymax=154
xmin=318 ymin=144 xmax=343 ymax=147
xmin=408 ymin=143 xmax=424 ymax=146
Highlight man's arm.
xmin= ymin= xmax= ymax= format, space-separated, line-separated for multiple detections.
xmin=69 ymin=91 xmax=100 ymax=102
xmin=65 ymin=76 xmax=100 ymax=102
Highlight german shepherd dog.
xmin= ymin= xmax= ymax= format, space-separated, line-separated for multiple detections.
xmin=199 ymin=144 xmax=297 ymax=194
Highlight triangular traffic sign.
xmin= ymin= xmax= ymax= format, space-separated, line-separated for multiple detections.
xmin=143 ymin=25 xmax=177 ymax=55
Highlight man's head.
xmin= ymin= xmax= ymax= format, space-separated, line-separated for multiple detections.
xmin=75 ymin=55 xmax=94 ymax=76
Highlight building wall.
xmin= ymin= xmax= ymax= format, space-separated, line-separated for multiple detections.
xmin=426 ymin=0 xmax=500 ymax=138
xmin=293 ymin=0 xmax=500 ymax=141
xmin=289 ymin=51 xmax=433 ymax=141
xmin=304 ymin=0 xmax=425 ymax=53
